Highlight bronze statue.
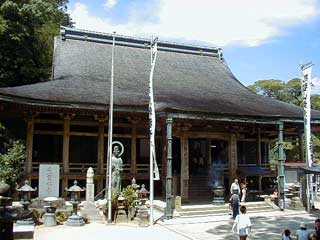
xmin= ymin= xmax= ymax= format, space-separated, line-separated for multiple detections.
xmin=111 ymin=145 xmax=123 ymax=191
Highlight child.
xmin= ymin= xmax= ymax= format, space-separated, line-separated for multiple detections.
xmin=232 ymin=205 xmax=252 ymax=240
xmin=282 ymin=229 xmax=292 ymax=240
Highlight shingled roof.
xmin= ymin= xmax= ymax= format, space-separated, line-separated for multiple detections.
xmin=0 ymin=27 xmax=319 ymax=120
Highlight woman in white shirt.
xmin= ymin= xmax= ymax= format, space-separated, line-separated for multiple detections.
xmin=232 ymin=205 xmax=252 ymax=240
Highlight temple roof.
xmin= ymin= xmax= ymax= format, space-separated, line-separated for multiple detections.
xmin=0 ymin=27 xmax=319 ymax=120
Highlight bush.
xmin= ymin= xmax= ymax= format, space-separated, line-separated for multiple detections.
xmin=0 ymin=140 xmax=26 ymax=190
xmin=123 ymin=185 xmax=136 ymax=209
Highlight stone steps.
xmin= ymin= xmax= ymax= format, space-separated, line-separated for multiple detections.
xmin=177 ymin=202 xmax=276 ymax=218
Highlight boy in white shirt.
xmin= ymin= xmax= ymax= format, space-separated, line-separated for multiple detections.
xmin=232 ymin=205 xmax=252 ymax=240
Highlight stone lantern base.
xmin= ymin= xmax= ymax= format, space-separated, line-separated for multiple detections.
xmin=212 ymin=186 xmax=225 ymax=205
xmin=65 ymin=214 xmax=85 ymax=227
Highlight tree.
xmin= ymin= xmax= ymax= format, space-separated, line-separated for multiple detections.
xmin=0 ymin=0 xmax=73 ymax=87
xmin=248 ymin=78 xmax=320 ymax=163
xmin=0 ymin=123 xmax=26 ymax=190
xmin=248 ymin=78 xmax=320 ymax=110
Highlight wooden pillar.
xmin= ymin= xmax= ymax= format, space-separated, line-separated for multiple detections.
xmin=165 ymin=116 xmax=173 ymax=219
xmin=97 ymin=120 xmax=105 ymax=193
xmin=257 ymin=128 xmax=262 ymax=192
xmin=180 ymin=133 xmax=189 ymax=201
xmin=228 ymin=133 xmax=237 ymax=181
xmin=26 ymin=117 xmax=34 ymax=175
xmin=257 ymin=128 xmax=262 ymax=165
xmin=299 ymin=131 xmax=305 ymax=162
xmin=161 ymin=121 xmax=167 ymax=196
xmin=278 ymin=122 xmax=285 ymax=209
xmin=97 ymin=121 xmax=105 ymax=175
xmin=62 ymin=116 xmax=70 ymax=196
xmin=62 ymin=116 xmax=70 ymax=173
xmin=131 ymin=126 xmax=137 ymax=176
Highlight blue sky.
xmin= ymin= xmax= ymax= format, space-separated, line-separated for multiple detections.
xmin=67 ymin=0 xmax=320 ymax=91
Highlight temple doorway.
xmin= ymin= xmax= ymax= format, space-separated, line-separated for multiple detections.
xmin=188 ymin=139 xmax=229 ymax=201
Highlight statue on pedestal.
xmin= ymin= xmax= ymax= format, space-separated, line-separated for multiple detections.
xmin=111 ymin=145 xmax=123 ymax=192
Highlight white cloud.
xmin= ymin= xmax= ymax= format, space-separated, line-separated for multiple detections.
xmin=69 ymin=0 xmax=319 ymax=47
xmin=312 ymin=77 xmax=320 ymax=87
xmin=103 ymin=0 xmax=118 ymax=9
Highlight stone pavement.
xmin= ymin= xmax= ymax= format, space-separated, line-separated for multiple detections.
xmin=34 ymin=209 xmax=320 ymax=240
xmin=161 ymin=210 xmax=320 ymax=240
xmin=34 ymin=222 xmax=189 ymax=240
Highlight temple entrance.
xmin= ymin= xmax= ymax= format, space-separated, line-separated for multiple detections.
xmin=188 ymin=139 xmax=229 ymax=201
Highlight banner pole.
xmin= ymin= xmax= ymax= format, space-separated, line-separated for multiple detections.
xmin=107 ymin=32 xmax=116 ymax=223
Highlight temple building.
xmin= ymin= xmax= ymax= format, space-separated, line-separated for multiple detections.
xmin=0 ymin=27 xmax=319 ymax=217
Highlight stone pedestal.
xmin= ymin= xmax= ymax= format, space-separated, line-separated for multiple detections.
xmin=136 ymin=207 xmax=149 ymax=227
xmin=86 ymin=167 xmax=95 ymax=203
xmin=175 ymin=196 xmax=182 ymax=211
xmin=114 ymin=209 xmax=128 ymax=223
xmin=65 ymin=214 xmax=85 ymax=227
xmin=13 ymin=224 xmax=34 ymax=240
xmin=44 ymin=213 xmax=57 ymax=227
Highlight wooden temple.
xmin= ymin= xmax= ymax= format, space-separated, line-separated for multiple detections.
xmin=0 ymin=27 xmax=319 ymax=218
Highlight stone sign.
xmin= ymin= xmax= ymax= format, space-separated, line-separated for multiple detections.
xmin=39 ymin=164 xmax=60 ymax=198
xmin=86 ymin=167 xmax=94 ymax=203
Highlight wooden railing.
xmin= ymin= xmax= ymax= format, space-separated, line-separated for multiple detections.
xmin=32 ymin=162 xmax=162 ymax=175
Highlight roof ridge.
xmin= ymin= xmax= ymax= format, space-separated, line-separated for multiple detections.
xmin=60 ymin=26 xmax=223 ymax=58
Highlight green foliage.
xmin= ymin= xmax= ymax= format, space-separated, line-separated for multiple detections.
xmin=249 ymin=78 xmax=320 ymax=164
xmin=0 ymin=0 xmax=73 ymax=87
xmin=123 ymin=185 xmax=137 ymax=209
xmin=103 ymin=188 xmax=120 ymax=212
xmin=312 ymin=135 xmax=320 ymax=164
xmin=247 ymin=78 xmax=320 ymax=110
xmin=311 ymin=95 xmax=320 ymax=111
xmin=248 ymin=79 xmax=285 ymax=99
xmin=0 ymin=140 xmax=26 ymax=189
xmin=56 ymin=211 xmax=69 ymax=223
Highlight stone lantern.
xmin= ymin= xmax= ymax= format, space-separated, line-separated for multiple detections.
xmin=136 ymin=184 xmax=149 ymax=227
xmin=65 ymin=180 xmax=85 ymax=226
xmin=114 ymin=192 xmax=127 ymax=223
xmin=16 ymin=180 xmax=37 ymax=225
xmin=0 ymin=182 xmax=32 ymax=240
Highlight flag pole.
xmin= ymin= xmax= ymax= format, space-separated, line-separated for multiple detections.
xmin=149 ymin=37 xmax=158 ymax=226
xmin=301 ymin=62 xmax=314 ymax=212
xmin=107 ymin=32 xmax=116 ymax=223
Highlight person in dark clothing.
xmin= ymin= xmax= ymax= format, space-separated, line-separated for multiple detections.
xmin=230 ymin=190 xmax=240 ymax=219
xmin=314 ymin=219 xmax=320 ymax=240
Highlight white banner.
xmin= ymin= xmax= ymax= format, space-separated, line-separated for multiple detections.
xmin=149 ymin=38 xmax=160 ymax=181
xmin=301 ymin=64 xmax=313 ymax=167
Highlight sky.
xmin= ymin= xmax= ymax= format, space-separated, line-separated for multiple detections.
xmin=67 ymin=0 xmax=320 ymax=93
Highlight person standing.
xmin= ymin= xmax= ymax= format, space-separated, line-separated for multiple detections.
xmin=314 ymin=218 xmax=320 ymax=240
xmin=232 ymin=205 xmax=252 ymax=240
xmin=296 ymin=223 xmax=311 ymax=240
xmin=230 ymin=190 xmax=240 ymax=219
xmin=241 ymin=183 xmax=247 ymax=203
xmin=230 ymin=179 xmax=240 ymax=195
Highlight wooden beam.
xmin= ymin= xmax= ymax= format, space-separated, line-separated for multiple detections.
xmin=34 ymin=130 xmax=148 ymax=139
xmin=178 ymin=132 xmax=228 ymax=139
